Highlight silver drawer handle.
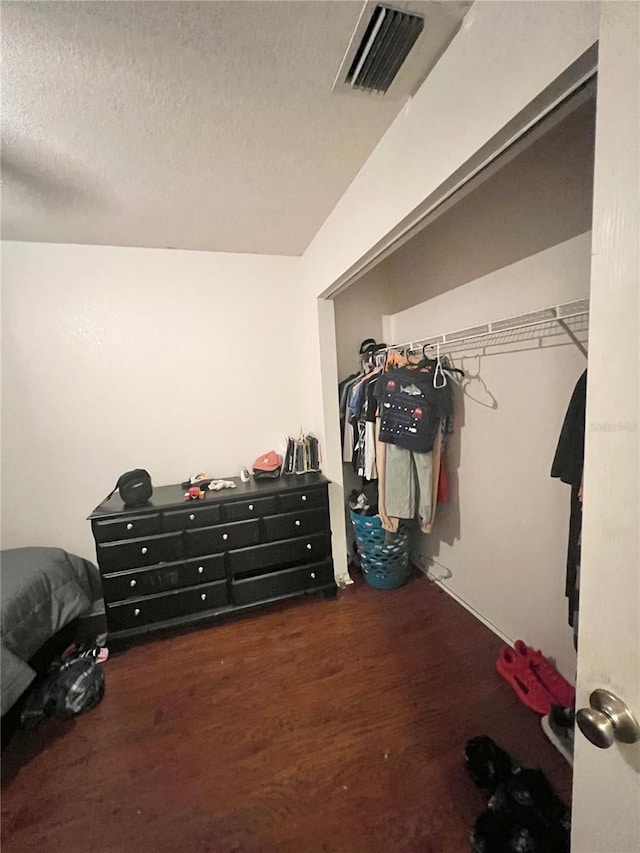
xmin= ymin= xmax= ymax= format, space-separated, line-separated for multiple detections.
xmin=302 ymin=495 xmax=307 ymax=501
xmin=130 ymin=579 xmax=136 ymax=587
xmin=198 ymin=566 xmax=204 ymax=574
xmin=201 ymin=593 xmax=207 ymax=601
xmin=189 ymin=513 xmax=195 ymax=521
xmin=134 ymin=608 xmax=141 ymax=616
xmin=310 ymin=572 xmax=316 ymax=579
xmin=126 ymin=523 xmax=134 ymax=531
xmin=141 ymin=547 xmax=148 ymax=555
xmin=222 ymin=533 xmax=229 ymax=541
xmin=306 ymin=543 xmax=312 ymax=550
xmin=295 ymin=520 xmax=301 ymax=526
xmin=248 ymin=504 xmax=254 ymax=511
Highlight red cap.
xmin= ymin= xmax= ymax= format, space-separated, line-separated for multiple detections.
xmin=253 ymin=450 xmax=283 ymax=472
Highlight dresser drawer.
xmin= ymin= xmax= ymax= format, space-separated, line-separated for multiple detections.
xmin=162 ymin=505 xmax=221 ymax=532
xmin=102 ymin=553 xmax=226 ymax=601
xmin=232 ymin=559 xmax=334 ymax=606
xmin=97 ymin=532 xmax=183 ymax=572
xmin=106 ymin=580 xmax=229 ymax=632
xmin=228 ymin=531 xmax=331 ymax=575
xmin=185 ymin=519 xmax=260 ymax=556
xmin=223 ymin=497 xmax=277 ymax=522
xmin=305 ymin=559 xmax=335 ymax=590
xmin=278 ymin=487 xmax=327 ymax=512
xmin=183 ymin=554 xmax=227 ymax=583
xmin=92 ymin=513 xmax=162 ymax=544
xmin=263 ymin=508 xmax=329 ymax=543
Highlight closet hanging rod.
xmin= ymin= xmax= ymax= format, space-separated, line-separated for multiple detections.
xmin=383 ymin=298 xmax=590 ymax=355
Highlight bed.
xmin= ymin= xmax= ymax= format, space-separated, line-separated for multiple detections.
xmin=1 ymin=547 xmax=103 ymax=722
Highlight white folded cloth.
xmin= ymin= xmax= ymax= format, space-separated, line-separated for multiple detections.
xmin=207 ymin=479 xmax=237 ymax=491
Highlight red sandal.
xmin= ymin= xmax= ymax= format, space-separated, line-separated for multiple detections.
xmin=496 ymin=646 xmax=555 ymax=715
xmin=513 ymin=640 xmax=575 ymax=708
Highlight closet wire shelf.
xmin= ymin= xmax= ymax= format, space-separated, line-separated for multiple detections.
xmin=384 ymin=299 xmax=589 ymax=359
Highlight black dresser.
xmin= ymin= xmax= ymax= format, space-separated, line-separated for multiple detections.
xmin=88 ymin=473 xmax=336 ymax=643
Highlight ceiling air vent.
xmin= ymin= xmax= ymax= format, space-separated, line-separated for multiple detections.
xmin=340 ymin=4 xmax=424 ymax=94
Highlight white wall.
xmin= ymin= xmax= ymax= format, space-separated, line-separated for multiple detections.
xmin=386 ymin=233 xmax=591 ymax=678
xmin=1 ymin=241 xmax=303 ymax=562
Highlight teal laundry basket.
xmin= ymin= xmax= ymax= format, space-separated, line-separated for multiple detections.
xmin=350 ymin=511 xmax=410 ymax=589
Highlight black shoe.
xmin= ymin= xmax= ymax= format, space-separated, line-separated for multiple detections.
xmin=486 ymin=771 xmax=570 ymax=853
xmin=471 ymin=809 xmax=516 ymax=852
xmin=499 ymin=768 xmax=570 ymax=827
xmin=472 ymin=801 xmax=569 ymax=853
xmin=464 ymin=736 xmax=517 ymax=793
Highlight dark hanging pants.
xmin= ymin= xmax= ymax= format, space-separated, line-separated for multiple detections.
xmin=567 ymin=484 xmax=582 ymax=631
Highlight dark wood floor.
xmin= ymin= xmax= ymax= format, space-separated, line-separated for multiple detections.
xmin=1 ymin=573 xmax=571 ymax=853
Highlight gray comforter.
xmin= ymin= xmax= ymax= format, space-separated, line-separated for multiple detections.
xmin=1 ymin=547 xmax=102 ymax=715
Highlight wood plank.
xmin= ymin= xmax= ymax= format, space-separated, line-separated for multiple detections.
xmin=1 ymin=574 xmax=571 ymax=852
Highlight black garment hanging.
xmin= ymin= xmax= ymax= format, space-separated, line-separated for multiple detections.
xmin=566 ymin=484 xmax=582 ymax=632
xmin=340 ymin=340 xmax=385 ymax=476
xmin=551 ymin=370 xmax=587 ymax=486
xmin=551 ymin=370 xmax=587 ymax=634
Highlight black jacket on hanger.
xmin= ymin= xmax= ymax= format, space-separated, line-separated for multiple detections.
xmin=551 ymin=370 xmax=587 ymax=486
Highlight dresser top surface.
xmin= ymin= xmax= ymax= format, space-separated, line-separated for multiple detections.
xmin=89 ymin=472 xmax=330 ymax=519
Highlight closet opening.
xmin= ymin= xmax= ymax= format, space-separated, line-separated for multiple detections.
xmin=332 ymin=78 xmax=596 ymax=700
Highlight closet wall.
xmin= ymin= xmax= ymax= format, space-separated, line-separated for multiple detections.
xmin=387 ymin=236 xmax=589 ymax=679
xmin=335 ymin=267 xmax=392 ymax=386
xmin=335 ymin=97 xmax=595 ymax=678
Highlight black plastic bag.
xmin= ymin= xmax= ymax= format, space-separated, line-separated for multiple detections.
xmin=21 ymin=656 xmax=105 ymax=729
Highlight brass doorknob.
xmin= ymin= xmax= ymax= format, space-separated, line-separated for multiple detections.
xmin=576 ymin=689 xmax=640 ymax=749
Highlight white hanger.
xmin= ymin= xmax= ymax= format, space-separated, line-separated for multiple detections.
xmin=433 ymin=341 xmax=447 ymax=388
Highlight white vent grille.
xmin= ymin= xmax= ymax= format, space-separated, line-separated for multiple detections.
xmin=343 ymin=4 xmax=424 ymax=94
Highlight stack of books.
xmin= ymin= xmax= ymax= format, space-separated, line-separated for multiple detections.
xmin=282 ymin=433 xmax=321 ymax=475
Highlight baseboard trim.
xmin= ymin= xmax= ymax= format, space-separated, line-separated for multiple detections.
xmin=417 ymin=565 xmax=514 ymax=647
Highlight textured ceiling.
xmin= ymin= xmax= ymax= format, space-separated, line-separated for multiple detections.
xmin=1 ymin=1 xmax=471 ymax=255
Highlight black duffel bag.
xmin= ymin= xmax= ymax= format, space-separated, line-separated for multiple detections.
xmin=113 ymin=469 xmax=153 ymax=506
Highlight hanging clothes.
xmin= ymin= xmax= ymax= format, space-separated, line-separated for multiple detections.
xmin=384 ymin=443 xmax=433 ymax=531
xmin=373 ymin=350 xmax=458 ymax=532
xmin=551 ymin=371 xmax=587 ymax=486
xmin=374 ymin=363 xmax=453 ymax=453
xmin=437 ymin=453 xmax=450 ymax=504
xmin=423 ymin=426 xmax=444 ymax=533
xmin=339 ymin=372 xmax=359 ymax=464
xmin=352 ymin=371 xmax=381 ymax=477
xmin=340 ymin=339 xmax=458 ymax=535
xmin=339 ymin=341 xmax=386 ymax=478
xmin=551 ymin=370 xmax=587 ymax=638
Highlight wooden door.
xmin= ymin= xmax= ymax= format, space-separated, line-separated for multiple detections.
xmin=571 ymin=3 xmax=640 ymax=851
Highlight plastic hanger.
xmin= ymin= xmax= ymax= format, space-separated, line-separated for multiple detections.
xmin=433 ymin=342 xmax=447 ymax=388
xmin=415 ymin=344 xmax=436 ymax=368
